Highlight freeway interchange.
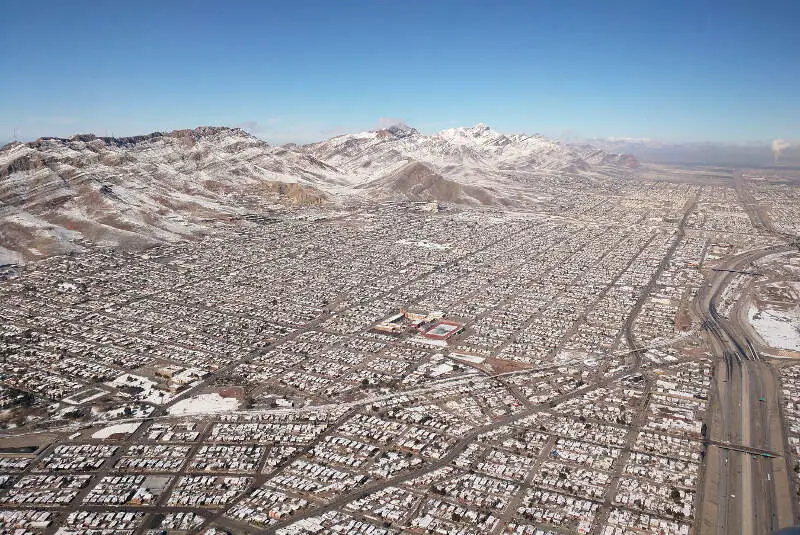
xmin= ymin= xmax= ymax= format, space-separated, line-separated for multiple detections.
xmin=694 ymin=244 xmax=799 ymax=535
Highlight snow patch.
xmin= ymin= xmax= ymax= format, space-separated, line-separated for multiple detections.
xmin=91 ymin=422 xmax=141 ymax=439
xmin=168 ymin=392 xmax=240 ymax=416
xmin=748 ymin=305 xmax=800 ymax=352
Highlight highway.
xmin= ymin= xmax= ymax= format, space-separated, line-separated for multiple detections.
xmin=694 ymin=245 xmax=798 ymax=535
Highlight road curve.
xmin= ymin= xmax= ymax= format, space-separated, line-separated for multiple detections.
xmin=695 ymin=245 xmax=798 ymax=535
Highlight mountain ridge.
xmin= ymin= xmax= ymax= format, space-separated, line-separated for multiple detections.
xmin=0 ymin=123 xmax=637 ymax=263
xmin=302 ymin=122 xmax=638 ymax=182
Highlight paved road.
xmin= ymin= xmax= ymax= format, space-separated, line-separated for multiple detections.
xmin=253 ymin=199 xmax=699 ymax=535
xmin=694 ymin=245 xmax=797 ymax=535
xmin=260 ymin=366 xmax=637 ymax=535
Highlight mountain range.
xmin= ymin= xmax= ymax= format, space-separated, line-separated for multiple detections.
xmin=0 ymin=124 xmax=638 ymax=264
xmin=584 ymin=138 xmax=800 ymax=168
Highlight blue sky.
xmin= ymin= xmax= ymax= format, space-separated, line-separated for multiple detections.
xmin=1 ymin=0 xmax=797 ymax=145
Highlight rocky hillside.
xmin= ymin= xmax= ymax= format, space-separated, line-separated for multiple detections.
xmin=355 ymin=161 xmax=500 ymax=205
xmin=0 ymin=124 xmax=637 ymax=263
xmin=0 ymin=127 xmax=333 ymax=263
xmin=304 ymin=123 xmax=637 ymax=182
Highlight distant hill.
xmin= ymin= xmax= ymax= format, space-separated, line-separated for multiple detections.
xmin=583 ymin=138 xmax=800 ymax=168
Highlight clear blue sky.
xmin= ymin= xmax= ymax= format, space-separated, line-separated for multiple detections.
xmin=1 ymin=0 xmax=797 ymax=145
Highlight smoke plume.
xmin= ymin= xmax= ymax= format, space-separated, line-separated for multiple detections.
xmin=377 ymin=117 xmax=408 ymax=130
xmin=772 ymin=139 xmax=791 ymax=162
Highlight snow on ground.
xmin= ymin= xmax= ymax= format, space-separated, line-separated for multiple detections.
xmin=167 ymin=392 xmax=240 ymax=416
xmin=91 ymin=422 xmax=141 ymax=439
xmin=0 ymin=245 xmax=24 ymax=265
xmin=429 ymin=363 xmax=455 ymax=377
xmin=396 ymin=238 xmax=451 ymax=250
xmin=450 ymin=353 xmax=485 ymax=364
xmin=97 ymin=404 xmax=154 ymax=421
xmin=748 ymin=305 xmax=800 ymax=352
xmin=62 ymin=388 xmax=108 ymax=406
xmin=108 ymin=373 xmax=157 ymax=390
xmin=107 ymin=373 xmax=175 ymax=404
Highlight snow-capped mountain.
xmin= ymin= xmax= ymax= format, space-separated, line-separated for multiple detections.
xmin=0 ymin=127 xmax=333 ymax=262
xmin=304 ymin=123 xmax=637 ymax=182
xmin=301 ymin=123 xmax=637 ymax=205
xmin=0 ymin=124 xmax=637 ymax=263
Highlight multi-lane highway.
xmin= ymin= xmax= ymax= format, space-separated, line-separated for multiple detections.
xmin=695 ymin=245 xmax=798 ymax=535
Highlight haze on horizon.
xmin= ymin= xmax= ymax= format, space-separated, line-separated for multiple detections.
xmin=1 ymin=0 xmax=798 ymax=148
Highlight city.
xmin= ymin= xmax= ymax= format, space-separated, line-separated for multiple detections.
xmin=2 ymin=173 xmax=798 ymax=534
